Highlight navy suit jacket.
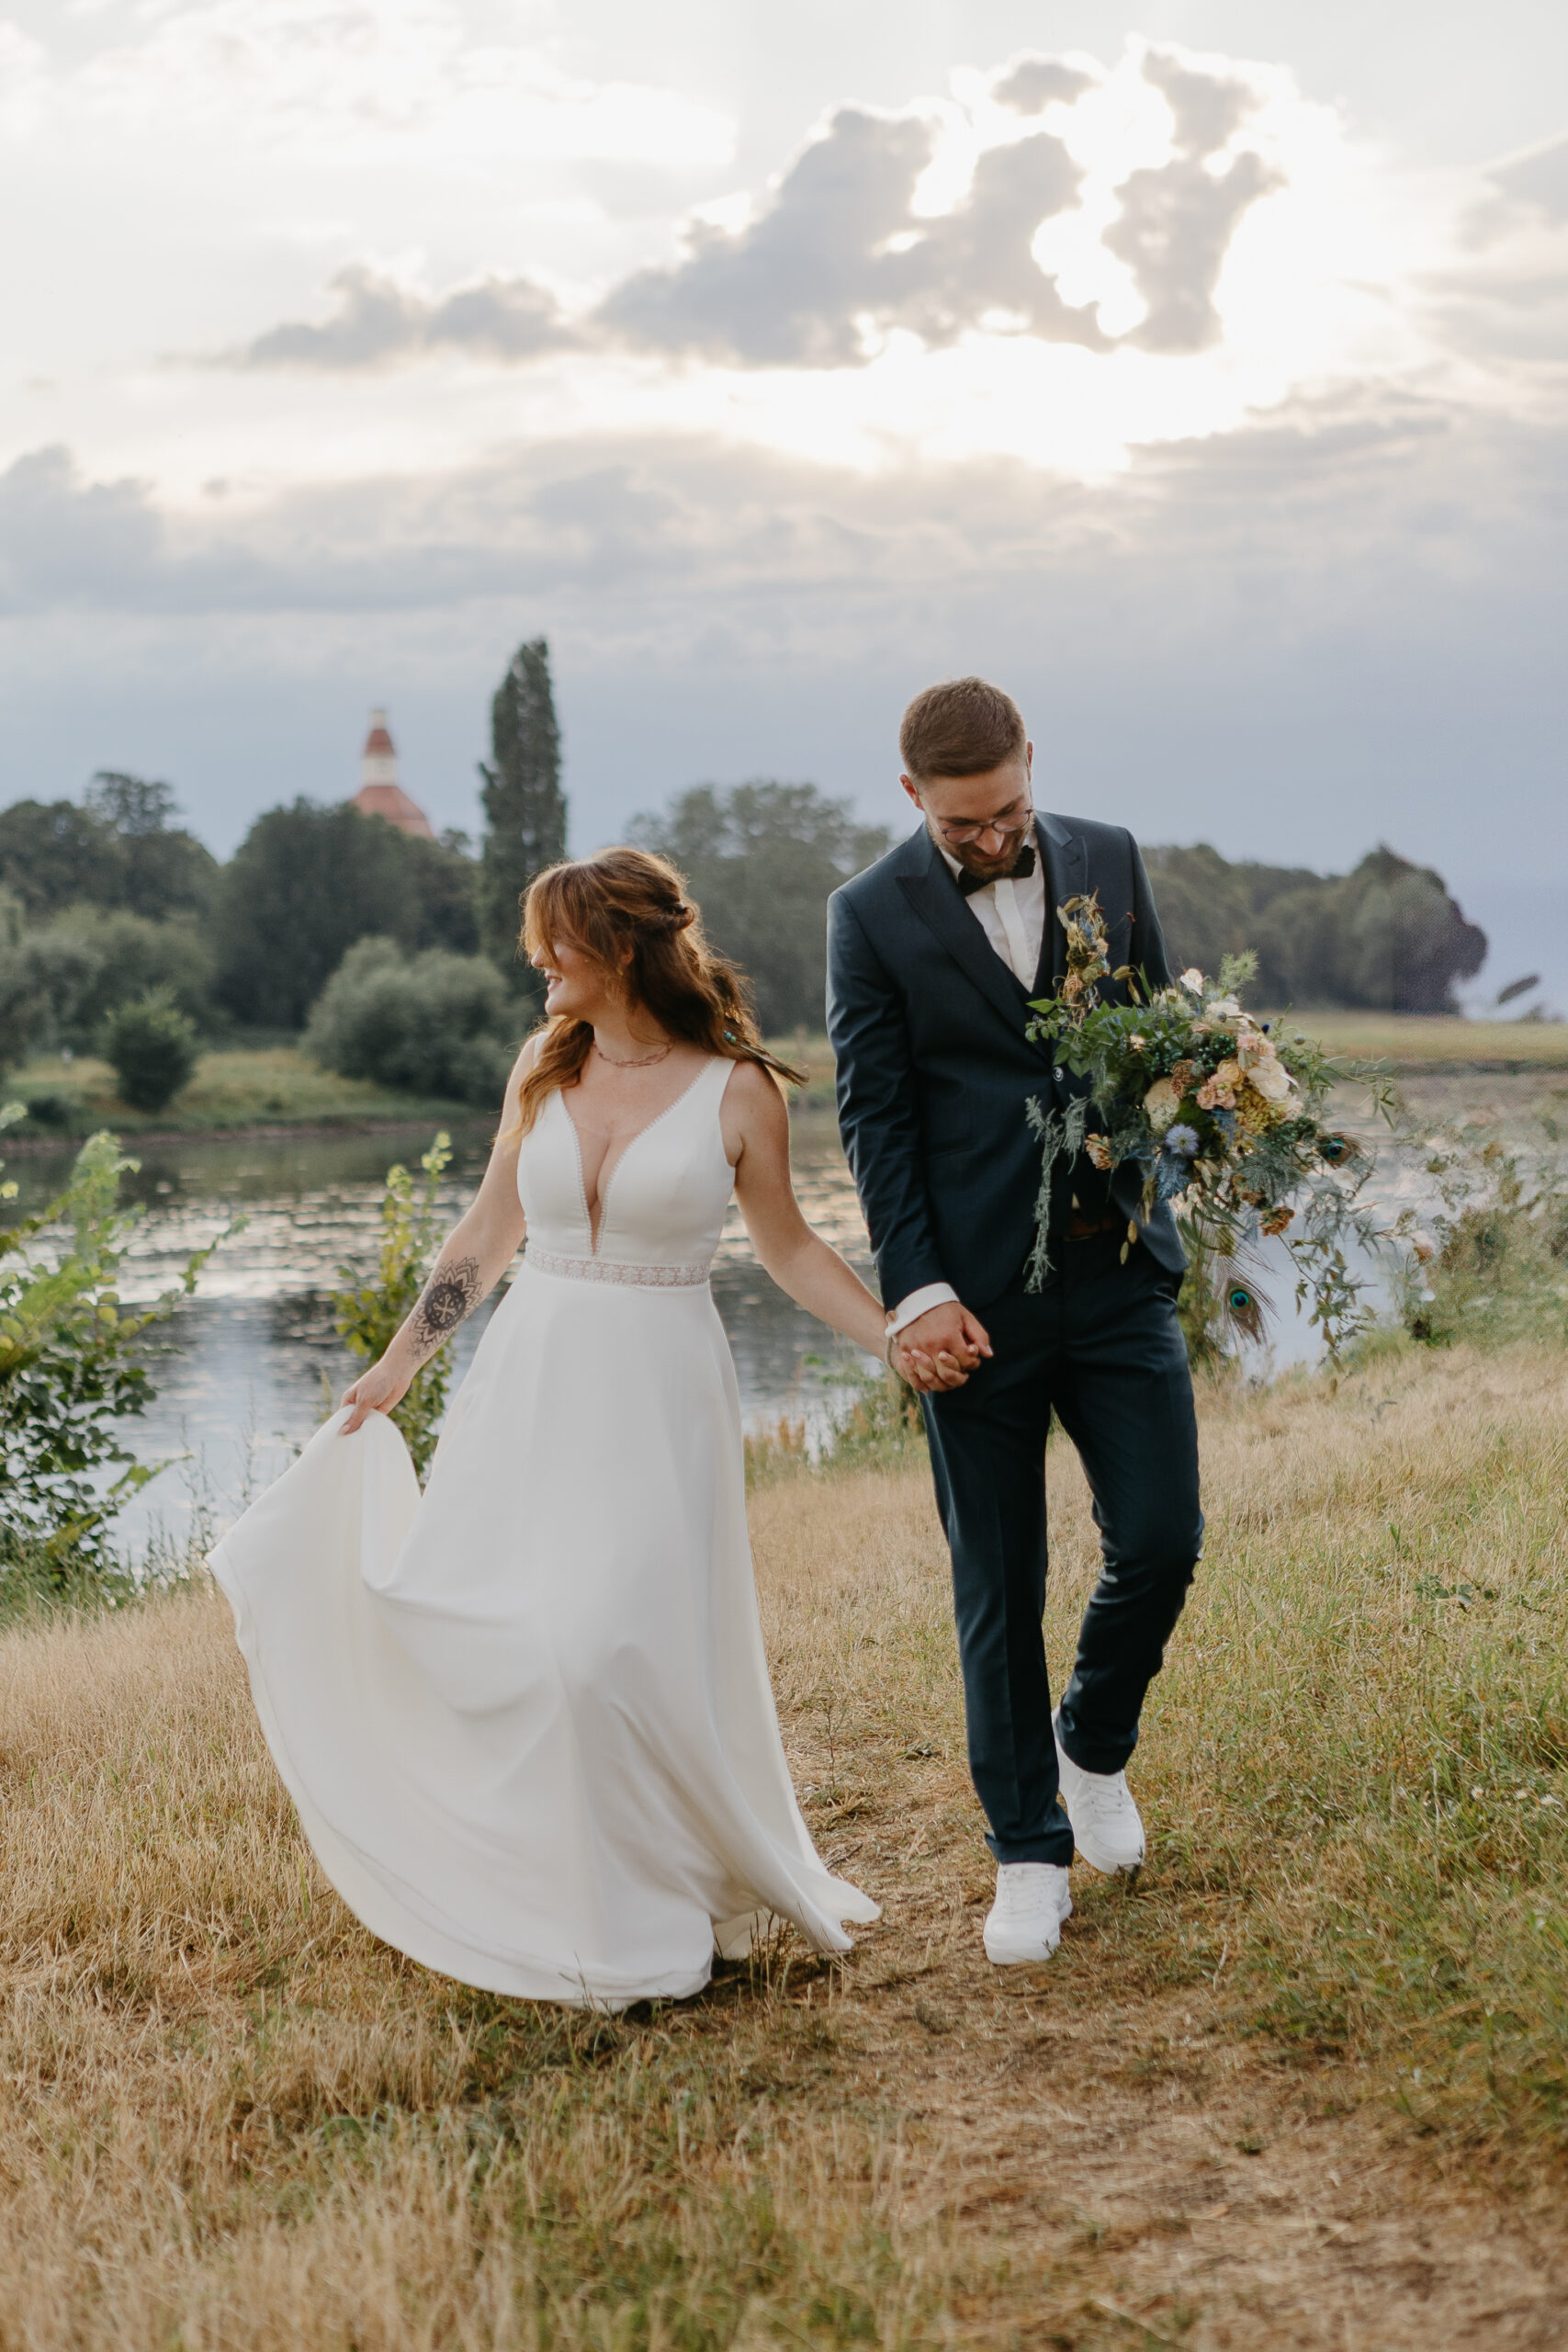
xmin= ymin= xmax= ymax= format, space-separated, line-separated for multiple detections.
xmin=826 ymin=812 xmax=1185 ymax=1313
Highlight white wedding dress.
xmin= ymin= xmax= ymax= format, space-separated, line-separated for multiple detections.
xmin=209 ymin=1056 xmax=877 ymax=2007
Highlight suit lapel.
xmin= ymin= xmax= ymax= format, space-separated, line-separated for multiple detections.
xmin=1036 ymin=810 xmax=1087 ymax=996
xmin=896 ymin=826 xmax=1043 ymax=1043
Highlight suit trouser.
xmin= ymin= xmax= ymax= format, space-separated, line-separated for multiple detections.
xmin=920 ymin=1229 xmax=1203 ymax=1867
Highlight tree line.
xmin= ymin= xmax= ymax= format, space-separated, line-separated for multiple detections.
xmin=0 ymin=643 xmax=1495 ymax=1116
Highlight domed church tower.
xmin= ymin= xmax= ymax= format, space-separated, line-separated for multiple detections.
xmin=351 ymin=708 xmax=434 ymax=840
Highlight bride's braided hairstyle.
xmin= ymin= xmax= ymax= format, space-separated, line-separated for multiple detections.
xmin=511 ymin=846 xmax=806 ymax=1136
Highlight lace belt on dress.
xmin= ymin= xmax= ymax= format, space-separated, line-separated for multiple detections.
xmin=525 ymin=1247 xmax=711 ymax=1288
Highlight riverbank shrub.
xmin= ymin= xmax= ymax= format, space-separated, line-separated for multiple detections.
xmin=0 ymin=908 xmax=216 ymax=1066
xmin=330 ymin=1132 xmax=457 ymax=1480
xmin=103 ymin=989 xmax=199 ymax=1111
xmin=0 ymin=1105 xmax=219 ymax=1566
xmin=305 ymin=936 xmax=517 ymax=1104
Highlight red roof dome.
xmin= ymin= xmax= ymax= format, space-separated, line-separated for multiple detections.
xmin=352 ymin=707 xmax=434 ymax=839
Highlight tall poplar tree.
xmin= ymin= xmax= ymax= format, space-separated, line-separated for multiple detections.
xmin=479 ymin=638 xmax=568 ymax=992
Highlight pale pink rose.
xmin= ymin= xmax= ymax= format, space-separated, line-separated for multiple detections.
xmin=1180 ymin=967 xmax=1204 ymax=991
xmin=1197 ymin=1059 xmax=1240 ymax=1112
xmin=1249 ymin=1056 xmax=1292 ymax=1105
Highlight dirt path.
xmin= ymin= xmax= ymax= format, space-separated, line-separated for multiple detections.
xmin=795 ymin=1754 xmax=1568 ymax=2349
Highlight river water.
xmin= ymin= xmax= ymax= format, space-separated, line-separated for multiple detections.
xmin=7 ymin=1067 xmax=1544 ymax=1558
xmin=3 ymin=1110 xmax=886 ymax=1554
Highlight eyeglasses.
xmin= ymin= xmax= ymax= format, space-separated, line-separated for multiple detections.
xmin=928 ymin=797 xmax=1034 ymax=848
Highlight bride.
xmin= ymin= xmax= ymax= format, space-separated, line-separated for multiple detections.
xmin=210 ymin=847 xmax=892 ymax=2007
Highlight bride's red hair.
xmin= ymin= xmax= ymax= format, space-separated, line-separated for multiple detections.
xmin=510 ymin=847 xmax=806 ymax=1136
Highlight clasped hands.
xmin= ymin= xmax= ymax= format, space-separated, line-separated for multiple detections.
xmin=889 ymin=1300 xmax=992 ymax=1394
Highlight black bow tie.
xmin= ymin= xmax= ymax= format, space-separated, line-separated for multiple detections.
xmin=956 ymin=842 xmax=1035 ymax=898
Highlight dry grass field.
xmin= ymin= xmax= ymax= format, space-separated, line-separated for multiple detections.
xmin=3 ymin=1343 xmax=1568 ymax=2347
xmin=1265 ymin=1013 xmax=1568 ymax=1070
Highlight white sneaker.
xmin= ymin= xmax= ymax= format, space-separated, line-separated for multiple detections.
xmin=982 ymin=1862 xmax=1073 ymax=1965
xmin=1053 ymin=1711 xmax=1145 ymax=1875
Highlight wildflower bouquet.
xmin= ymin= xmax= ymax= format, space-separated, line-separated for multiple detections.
xmin=1023 ymin=895 xmax=1394 ymax=1356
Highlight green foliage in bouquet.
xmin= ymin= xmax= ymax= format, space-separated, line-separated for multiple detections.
xmin=1024 ymin=896 xmax=1395 ymax=1359
xmin=0 ymin=1103 xmax=224 ymax=1566
xmin=330 ymin=1132 xmax=456 ymax=1482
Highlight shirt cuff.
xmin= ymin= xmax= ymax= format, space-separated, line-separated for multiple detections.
xmin=886 ymin=1283 xmax=960 ymax=1336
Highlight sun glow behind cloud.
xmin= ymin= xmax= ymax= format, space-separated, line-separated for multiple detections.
xmin=127 ymin=33 xmax=1485 ymax=492
xmin=678 ymin=45 xmax=1467 ymax=478
xmin=1 ymin=3 xmax=1563 ymax=988
xmin=1 ymin=6 xmax=1540 ymax=512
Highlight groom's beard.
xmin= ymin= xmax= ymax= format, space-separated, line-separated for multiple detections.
xmin=939 ymin=824 xmax=1032 ymax=886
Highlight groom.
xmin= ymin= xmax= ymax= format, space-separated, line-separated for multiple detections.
xmin=827 ymin=676 xmax=1203 ymax=1966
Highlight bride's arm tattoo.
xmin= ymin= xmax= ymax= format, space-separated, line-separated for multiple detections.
xmin=407 ymin=1255 xmax=482 ymax=1359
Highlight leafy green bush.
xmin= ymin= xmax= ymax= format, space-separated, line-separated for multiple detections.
xmin=330 ymin=1133 xmax=457 ymax=1480
xmin=17 ymin=1090 xmax=74 ymax=1130
xmin=0 ymin=908 xmax=217 ymax=1065
xmin=305 ymin=936 xmax=517 ymax=1103
xmin=103 ymin=988 xmax=199 ymax=1111
xmin=0 ymin=1105 xmax=219 ymax=1566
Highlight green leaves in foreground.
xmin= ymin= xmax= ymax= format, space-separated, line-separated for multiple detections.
xmin=330 ymin=1131 xmax=455 ymax=1480
xmin=0 ymin=1102 xmax=227 ymax=1566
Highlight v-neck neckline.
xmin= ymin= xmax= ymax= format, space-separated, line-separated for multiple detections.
xmin=559 ymin=1059 xmax=718 ymax=1253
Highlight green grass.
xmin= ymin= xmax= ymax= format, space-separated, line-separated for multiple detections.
xmin=1265 ymin=1011 xmax=1568 ymax=1069
xmin=773 ymin=1019 xmax=1568 ymax=1098
xmin=3 ymin=1047 xmax=484 ymax=1139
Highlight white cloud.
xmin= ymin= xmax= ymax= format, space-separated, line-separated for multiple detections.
xmin=4 ymin=1 xmax=736 ymax=165
xmin=599 ymin=104 xmax=1097 ymax=365
xmin=231 ymin=264 xmax=579 ymax=368
xmin=207 ymin=43 xmax=1307 ymax=397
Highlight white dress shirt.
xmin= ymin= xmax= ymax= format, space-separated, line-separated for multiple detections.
xmin=887 ymin=820 xmax=1047 ymax=1338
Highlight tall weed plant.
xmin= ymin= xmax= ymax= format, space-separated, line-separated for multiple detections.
xmin=330 ymin=1132 xmax=455 ymax=1480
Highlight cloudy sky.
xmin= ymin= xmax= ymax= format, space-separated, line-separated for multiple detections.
xmin=2 ymin=1 xmax=1564 ymax=997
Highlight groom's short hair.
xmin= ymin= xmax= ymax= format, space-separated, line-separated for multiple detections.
xmin=900 ymin=677 xmax=1026 ymax=782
